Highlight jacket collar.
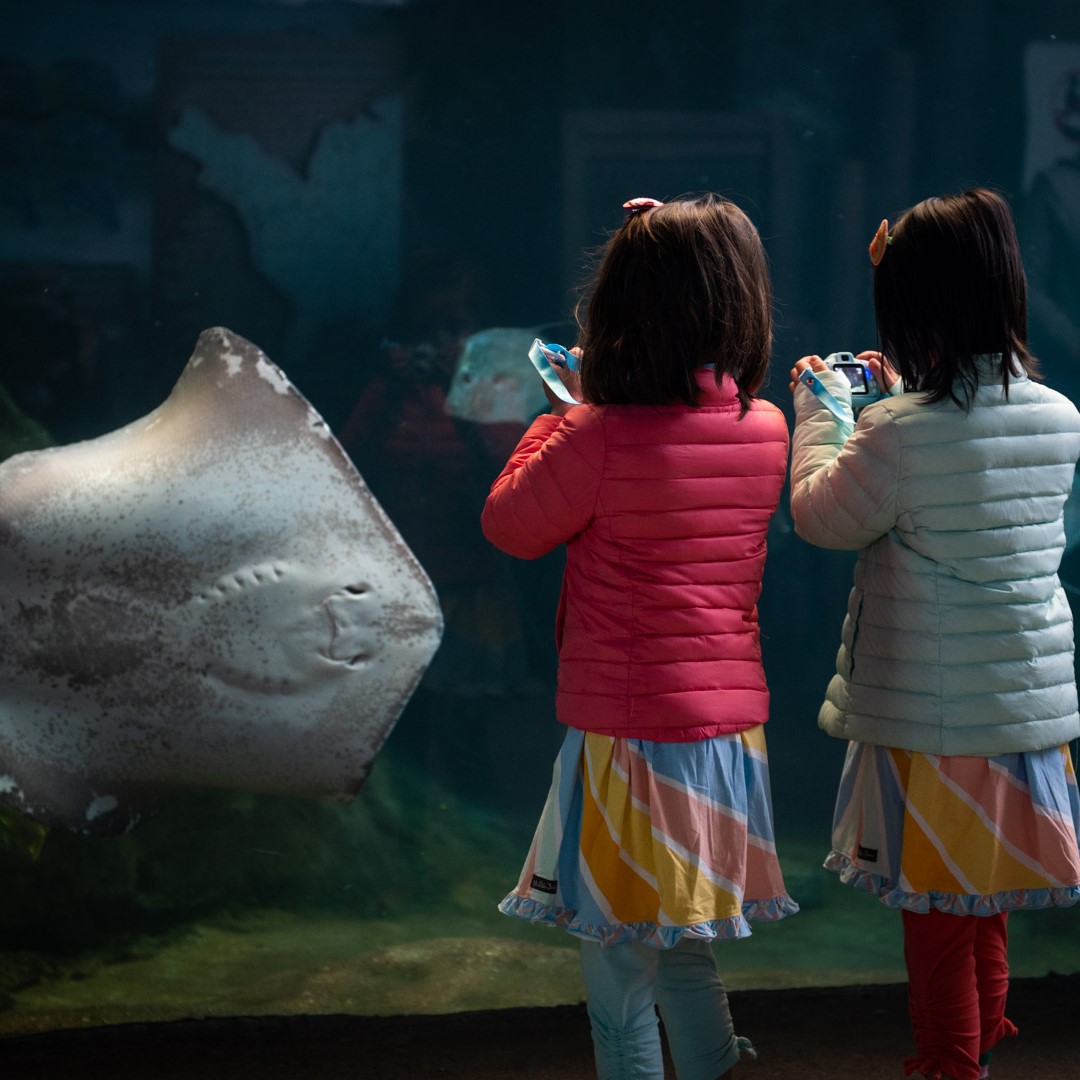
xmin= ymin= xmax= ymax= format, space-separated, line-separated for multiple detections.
xmin=695 ymin=366 xmax=740 ymax=405
xmin=974 ymin=352 xmax=1028 ymax=386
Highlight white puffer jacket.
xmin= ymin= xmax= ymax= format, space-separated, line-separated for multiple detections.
xmin=791 ymin=359 xmax=1080 ymax=755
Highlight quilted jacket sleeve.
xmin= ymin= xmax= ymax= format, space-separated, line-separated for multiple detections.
xmin=790 ymin=384 xmax=902 ymax=551
xmin=481 ymin=407 xmax=605 ymax=559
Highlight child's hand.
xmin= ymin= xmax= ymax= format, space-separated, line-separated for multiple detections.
xmin=789 ymin=355 xmax=827 ymax=394
xmin=545 ymin=351 xmax=583 ymax=415
xmin=857 ymin=350 xmax=901 ymax=393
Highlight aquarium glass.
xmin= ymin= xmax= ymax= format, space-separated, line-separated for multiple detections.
xmin=2 ymin=0 xmax=1080 ymax=1037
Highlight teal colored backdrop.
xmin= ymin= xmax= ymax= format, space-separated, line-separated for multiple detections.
xmin=1 ymin=0 xmax=1079 ymax=1037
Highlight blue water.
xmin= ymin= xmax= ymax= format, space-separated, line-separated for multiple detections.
xmin=2 ymin=0 xmax=1079 ymax=1035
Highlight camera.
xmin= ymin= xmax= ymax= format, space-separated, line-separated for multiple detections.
xmin=822 ymin=352 xmax=882 ymax=410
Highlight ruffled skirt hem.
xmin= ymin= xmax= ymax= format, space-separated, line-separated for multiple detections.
xmin=825 ymin=849 xmax=1080 ymax=915
xmin=499 ymin=891 xmax=800 ymax=948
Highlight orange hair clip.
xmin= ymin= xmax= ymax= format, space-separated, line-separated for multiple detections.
xmin=868 ymin=218 xmax=892 ymax=266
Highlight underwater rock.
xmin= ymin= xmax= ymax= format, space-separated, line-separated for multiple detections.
xmin=444 ymin=327 xmax=548 ymax=425
xmin=0 ymin=327 xmax=443 ymax=835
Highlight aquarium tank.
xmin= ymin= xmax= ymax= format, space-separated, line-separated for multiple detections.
xmin=1 ymin=0 xmax=1079 ymax=1039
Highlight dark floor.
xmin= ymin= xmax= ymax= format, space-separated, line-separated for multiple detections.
xmin=0 ymin=974 xmax=1077 ymax=1079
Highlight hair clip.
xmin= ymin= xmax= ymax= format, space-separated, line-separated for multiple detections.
xmin=869 ymin=218 xmax=892 ymax=266
xmin=623 ymin=197 xmax=664 ymax=217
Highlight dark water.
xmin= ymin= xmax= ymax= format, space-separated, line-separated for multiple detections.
xmin=2 ymin=0 xmax=1080 ymax=1035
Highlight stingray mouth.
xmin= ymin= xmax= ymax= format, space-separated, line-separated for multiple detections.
xmin=324 ymin=583 xmax=379 ymax=666
xmin=323 ymin=583 xmax=442 ymax=667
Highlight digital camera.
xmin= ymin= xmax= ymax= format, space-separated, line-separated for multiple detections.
xmin=822 ymin=351 xmax=882 ymax=409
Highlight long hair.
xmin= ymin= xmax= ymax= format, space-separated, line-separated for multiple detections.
xmin=574 ymin=194 xmax=773 ymax=411
xmin=873 ymin=187 xmax=1037 ymax=407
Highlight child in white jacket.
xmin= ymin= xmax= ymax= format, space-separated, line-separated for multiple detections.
xmin=789 ymin=188 xmax=1080 ymax=1080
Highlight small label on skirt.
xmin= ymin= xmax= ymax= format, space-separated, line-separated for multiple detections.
xmin=857 ymin=845 xmax=879 ymax=863
xmin=530 ymin=874 xmax=558 ymax=894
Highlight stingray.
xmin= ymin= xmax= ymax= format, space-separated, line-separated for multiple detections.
xmin=0 ymin=327 xmax=443 ymax=835
xmin=444 ymin=327 xmax=550 ymax=426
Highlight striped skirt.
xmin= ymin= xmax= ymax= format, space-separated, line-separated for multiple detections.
xmin=499 ymin=725 xmax=799 ymax=948
xmin=828 ymin=741 xmax=1080 ymax=913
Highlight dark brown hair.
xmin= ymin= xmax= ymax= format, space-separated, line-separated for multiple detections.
xmin=574 ymin=194 xmax=773 ymax=411
xmin=873 ymin=187 xmax=1037 ymax=406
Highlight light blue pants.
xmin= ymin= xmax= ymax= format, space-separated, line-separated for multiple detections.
xmin=579 ymin=938 xmax=747 ymax=1080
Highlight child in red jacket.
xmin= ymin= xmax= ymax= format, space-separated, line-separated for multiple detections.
xmin=482 ymin=194 xmax=796 ymax=1080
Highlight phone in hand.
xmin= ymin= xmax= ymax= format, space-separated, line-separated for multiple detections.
xmin=528 ymin=339 xmax=580 ymax=405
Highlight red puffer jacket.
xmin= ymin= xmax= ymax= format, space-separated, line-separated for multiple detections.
xmin=481 ymin=369 xmax=789 ymax=741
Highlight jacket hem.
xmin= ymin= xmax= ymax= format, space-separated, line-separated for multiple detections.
xmin=563 ymin=718 xmax=766 ymax=742
xmin=819 ymin=706 xmax=1080 ymax=757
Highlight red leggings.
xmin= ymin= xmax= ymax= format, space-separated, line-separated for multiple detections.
xmin=901 ymin=909 xmax=1017 ymax=1080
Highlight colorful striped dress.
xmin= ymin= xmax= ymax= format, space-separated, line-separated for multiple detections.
xmin=828 ymin=741 xmax=1080 ymax=912
xmin=500 ymin=725 xmax=799 ymax=946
